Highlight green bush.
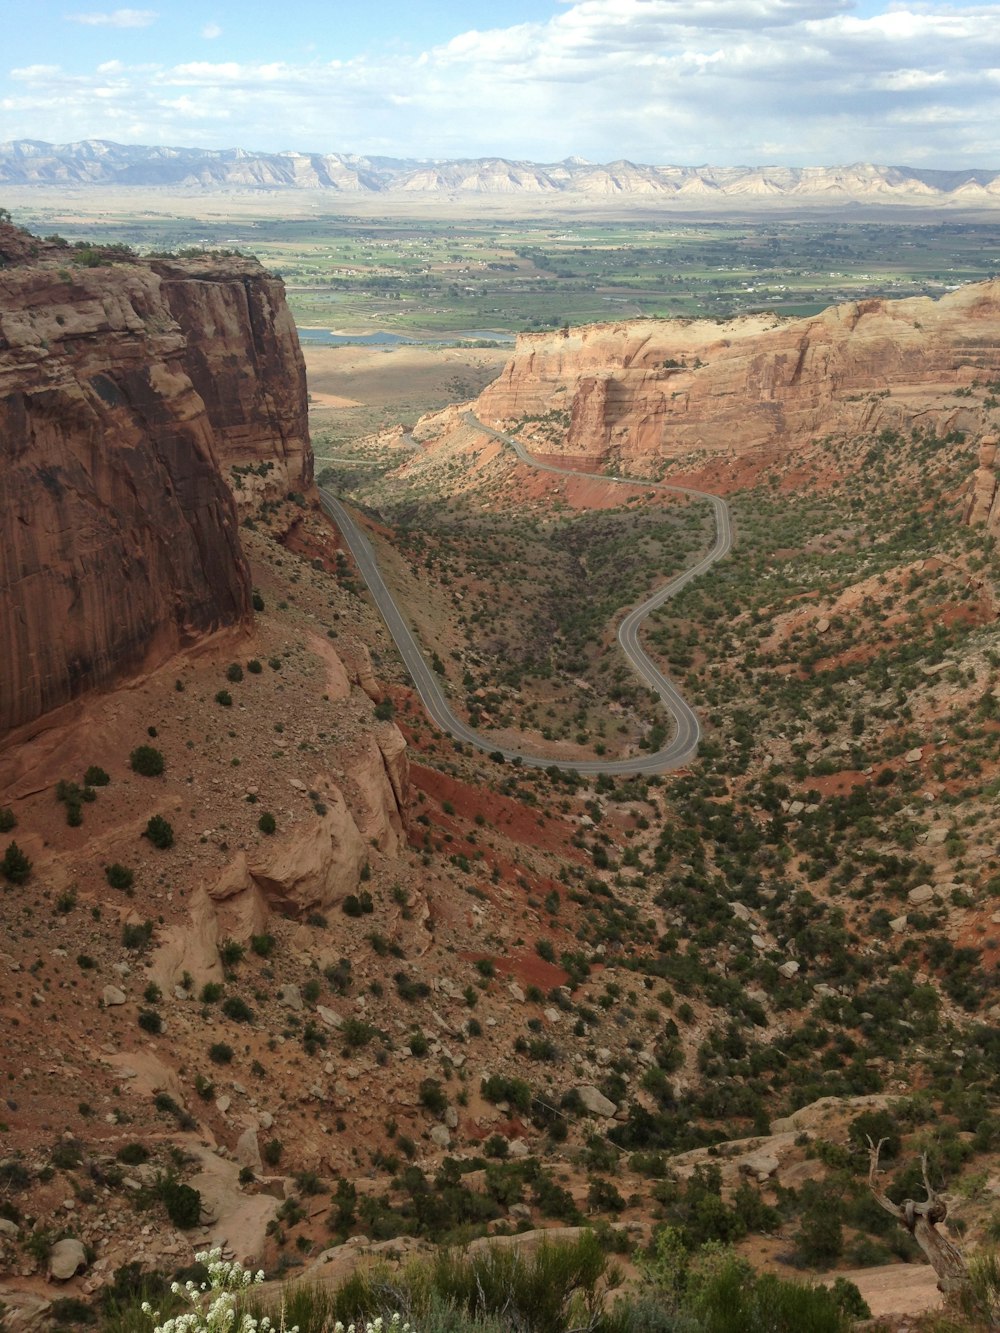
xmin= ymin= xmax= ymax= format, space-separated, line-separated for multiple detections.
xmin=215 ymin=689 xmax=233 ymax=707
xmin=159 ymin=1179 xmax=202 ymax=1229
xmin=247 ymin=659 xmax=263 ymax=674
xmin=122 ymin=920 xmax=154 ymax=951
xmin=138 ymin=1009 xmax=163 ymax=1034
xmin=257 ymin=812 xmax=276 ymax=835
xmin=130 ymin=745 xmax=165 ymax=777
xmin=209 ymin=1043 xmax=234 ymax=1065
xmin=262 ymin=1138 xmax=283 ymax=1166
xmin=1 ymin=841 xmax=32 ymax=885
xmin=0 ymin=807 xmax=17 ymax=832
xmin=226 ymin=663 xmax=244 ymax=683
xmin=143 ymin=815 xmax=174 ymax=849
xmin=222 ymin=995 xmax=254 ymax=1023
xmin=115 ymin=1143 xmax=149 ymax=1165
xmin=84 ymin=766 xmax=110 ymax=787
xmin=105 ymin=863 xmax=135 ymax=891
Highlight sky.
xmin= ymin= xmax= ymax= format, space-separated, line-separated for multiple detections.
xmin=1 ymin=0 xmax=997 ymax=167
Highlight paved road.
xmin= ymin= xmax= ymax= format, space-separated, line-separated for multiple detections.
xmin=318 ymin=413 xmax=731 ymax=776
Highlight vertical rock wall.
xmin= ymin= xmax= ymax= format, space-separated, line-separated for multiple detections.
xmin=0 ymin=247 xmax=311 ymax=742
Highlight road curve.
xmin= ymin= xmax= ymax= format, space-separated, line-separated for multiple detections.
xmin=319 ymin=412 xmax=731 ymax=776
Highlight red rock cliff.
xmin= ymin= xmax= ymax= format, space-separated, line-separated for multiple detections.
xmin=475 ymin=281 xmax=1000 ymax=468
xmin=0 ymin=234 xmax=311 ymax=743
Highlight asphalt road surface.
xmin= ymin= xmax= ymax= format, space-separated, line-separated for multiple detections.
xmin=318 ymin=413 xmax=732 ymax=776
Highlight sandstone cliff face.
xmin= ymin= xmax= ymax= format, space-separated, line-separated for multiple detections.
xmin=475 ymin=281 xmax=1000 ymax=471
xmin=0 ymin=236 xmax=311 ymax=742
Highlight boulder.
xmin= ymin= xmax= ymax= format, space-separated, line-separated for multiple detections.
xmin=575 ymin=1085 xmax=617 ymax=1118
xmin=48 ymin=1238 xmax=87 ymax=1281
xmin=102 ymin=985 xmax=127 ymax=1007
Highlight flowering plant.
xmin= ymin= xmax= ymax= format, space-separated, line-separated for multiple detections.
xmin=141 ymin=1248 xmax=296 ymax=1333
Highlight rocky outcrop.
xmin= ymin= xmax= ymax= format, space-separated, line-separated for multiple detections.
xmin=0 ymin=228 xmax=311 ymax=743
xmin=964 ymin=437 xmax=1000 ymax=530
xmin=152 ymin=742 xmax=408 ymax=988
xmin=474 ymin=281 xmax=1000 ymax=471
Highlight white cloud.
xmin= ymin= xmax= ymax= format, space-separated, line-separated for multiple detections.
xmin=201 ymin=22 xmax=222 ymax=40
xmin=7 ymin=2 xmax=1000 ymax=166
xmin=65 ymin=8 xmax=157 ymax=26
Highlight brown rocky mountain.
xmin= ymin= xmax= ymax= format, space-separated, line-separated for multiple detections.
xmin=2 ymin=139 xmax=999 ymax=204
xmin=467 ymin=280 xmax=1000 ymax=522
xmin=0 ymin=225 xmax=310 ymax=743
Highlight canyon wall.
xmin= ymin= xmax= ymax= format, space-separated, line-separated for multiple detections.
xmin=0 ymin=230 xmax=311 ymax=742
xmin=475 ymin=280 xmax=1000 ymax=472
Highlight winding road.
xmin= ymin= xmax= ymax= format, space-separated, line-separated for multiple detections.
xmin=319 ymin=412 xmax=732 ymax=776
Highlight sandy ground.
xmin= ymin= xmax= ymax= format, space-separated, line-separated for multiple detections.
xmin=304 ymin=342 xmax=510 ymax=450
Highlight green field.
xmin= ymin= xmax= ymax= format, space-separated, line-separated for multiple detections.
xmin=9 ymin=193 xmax=1000 ymax=335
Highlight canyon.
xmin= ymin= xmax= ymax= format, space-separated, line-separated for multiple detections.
xmin=2 ymin=216 xmax=1000 ymax=1330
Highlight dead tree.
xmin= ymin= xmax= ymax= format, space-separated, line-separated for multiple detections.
xmin=867 ymin=1136 xmax=969 ymax=1297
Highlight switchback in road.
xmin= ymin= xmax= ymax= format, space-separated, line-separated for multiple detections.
xmin=319 ymin=413 xmax=732 ymax=776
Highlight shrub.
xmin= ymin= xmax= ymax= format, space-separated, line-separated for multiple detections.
xmin=1 ymin=842 xmax=32 ymax=885
xmin=481 ymin=1074 xmax=532 ymax=1112
xmin=215 ymin=690 xmax=233 ymax=708
xmin=419 ymin=1079 xmax=448 ymax=1115
xmin=84 ymin=766 xmax=110 ymax=787
xmin=218 ymin=939 xmax=245 ymax=967
xmin=250 ymin=933 xmax=275 ymax=958
xmin=116 ymin=1143 xmax=150 ymax=1165
xmin=159 ymin=1179 xmax=202 ymax=1229
xmin=0 ymin=807 xmax=17 ymax=832
xmin=105 ymin=863 xmax=135 ymax=891
xmin=209 ymin=1043 xmax=234 ymax=1065
xmin=262 ymin=1138 xmax=283 ymax=1166
xmin=247 ymin=659 xmax=263 ymax=674
xmin=130 ymin=745 xmax=165 ymax=777
xmin=221 ymin=995 xmax=254 ymax=1023
xmin=138 ymin=1009 xmax=163 ymax=1035
xmin=409 ymin=1031 xmax=429 ymax=1057
xmin=343 ymin=892 xmax=374 ymax=917
xmin=143 ymin=815 xmax=174 ymax=849
xmin=252 ymin=591 xmax=265 ymax=612
xmin=122 ymin=921 xmax=154 ymax=951
xmin=257 ymin=812 xmax=276 ymax=835
xmin=200 ymin=982 xmax=223 ymax=1003
xmin=226 ymin=663 xmax=244 ymax=683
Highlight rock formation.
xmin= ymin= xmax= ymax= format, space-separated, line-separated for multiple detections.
xmin=964 ymin=436 xmax=1000 ymax=530
xmin=0 ymin=224 xmax=311 ymax=743
xmin=472 ymin=280 xmax=1000 ymax=472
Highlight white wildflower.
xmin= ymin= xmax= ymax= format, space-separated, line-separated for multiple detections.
xmin=142 ymin=1248 xmax=298 ymax=1333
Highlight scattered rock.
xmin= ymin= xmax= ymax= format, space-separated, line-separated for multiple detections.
xmin=102 ymin=986 xmax=127 ymax=1007
xmin=908 ymin=884 xmax=936 ymax=906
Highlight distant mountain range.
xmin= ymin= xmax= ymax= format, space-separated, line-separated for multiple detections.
xmin=2 ymin=140 xmax=1000 ymax=202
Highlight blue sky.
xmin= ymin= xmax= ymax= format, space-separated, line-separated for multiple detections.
xmin=2 ymin=0 xmax=997 ymax=166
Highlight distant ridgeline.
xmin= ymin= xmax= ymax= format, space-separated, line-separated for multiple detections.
xmin=2 ymin=140 xmax=1000 ymax=202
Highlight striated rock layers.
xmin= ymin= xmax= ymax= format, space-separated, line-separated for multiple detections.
xmin=0 ymin=232 xmax=311 ymax=742
xmin=474 ymin=280 xmax=1000 ymax=475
